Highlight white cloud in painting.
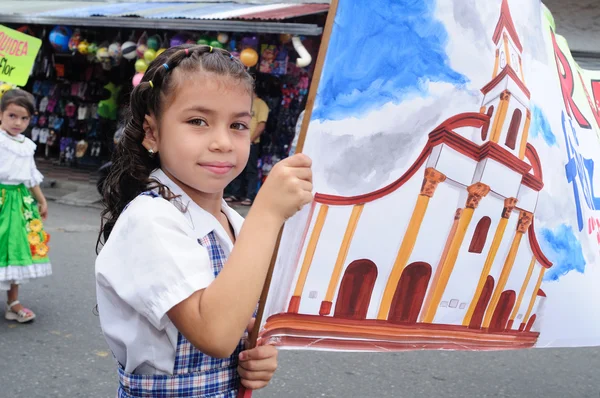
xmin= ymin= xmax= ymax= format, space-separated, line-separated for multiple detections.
xmin=303 ymin=81 xmax=481 ymax=196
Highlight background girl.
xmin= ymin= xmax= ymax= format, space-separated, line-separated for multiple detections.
xmin=0 ymin=89 xmax=52 ymax=323
xmin=95 ymin=44 xmax=313 ymax=397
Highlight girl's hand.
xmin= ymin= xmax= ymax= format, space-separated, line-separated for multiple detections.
xmin=238 ymin=319 xmax=278 ymax=390
xmin=38 ymin=201 xmax=48 ymax=220
xmin=252 ymin=153 xmax=313 ymax=224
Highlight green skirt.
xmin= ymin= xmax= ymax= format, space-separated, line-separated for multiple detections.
xmin=0 ymin=183 xmax=52 ymax=289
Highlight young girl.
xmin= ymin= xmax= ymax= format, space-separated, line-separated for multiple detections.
xmin=0 ymin=89 xmax=51 ymax=323
xmin=95 ymin=44 xmax=313 ymax=397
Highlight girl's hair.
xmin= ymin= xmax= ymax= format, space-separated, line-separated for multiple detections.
xmin=0 ymin=89 xmax=35 ymax=116
xmin=98 ymin=44 xmax=254 ymax=248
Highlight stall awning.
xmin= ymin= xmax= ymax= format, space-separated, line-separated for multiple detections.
xmin=0 ymin=1 xmax=329 ymax=35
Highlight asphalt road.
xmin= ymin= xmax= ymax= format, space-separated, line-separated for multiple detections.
xmin=0 ymin=203 xmax=598 ymax=398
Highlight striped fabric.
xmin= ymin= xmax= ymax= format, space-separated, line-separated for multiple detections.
xmin=117 ymin=230 xmax=244 ymax=397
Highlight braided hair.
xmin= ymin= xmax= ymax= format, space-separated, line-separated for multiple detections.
xmin=98 ymin=44 xmax=254 ymax=247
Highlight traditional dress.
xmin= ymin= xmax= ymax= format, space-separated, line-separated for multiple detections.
xmin=96 ymin=169 xmax=246 ymax=397
xmin=0 ymin=129 xmax=52 ymax=291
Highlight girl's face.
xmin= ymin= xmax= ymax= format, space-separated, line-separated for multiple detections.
xmin=144 ymin=70 xmax=252 ymax=197
xmin=0 ymin=104 xmax=31 ymax=136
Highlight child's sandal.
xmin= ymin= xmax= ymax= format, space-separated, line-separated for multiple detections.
xmin=5 ymin=300 xmax=36 ymax=323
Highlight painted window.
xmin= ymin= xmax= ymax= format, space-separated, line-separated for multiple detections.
xmin=505 ymin=108 xmax=523 ymax=149
xmin=469 ymin=216 xmax=492 ymax=254
xmin=481 ymin=105 xmax=495 ymax=140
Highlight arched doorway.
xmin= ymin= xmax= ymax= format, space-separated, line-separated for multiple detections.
xmin=334 ymin=259 xmax=378 ymax=320
xmin=469 ymin=275 xmax=494 ymax=329
xmin=388 ymin=262 xmax=432 ymax=324
xmin=481 ymin=106 xmax=495 ymax=141
xmin=505 ymin=109 xmax=522 ymax=149
xmin=525 ymin=314 xmax=537 ymax=332
xmin=489 ymin=290 xmax=516 ymax=332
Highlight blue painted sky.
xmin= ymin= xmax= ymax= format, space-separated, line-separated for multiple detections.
xmin=540 ymin=224 xmax=586 ymax=282
xmin=530 ymin=105 xmax=557 ymax=146
xmin=312 ymin=0 xmax=468 ymax=121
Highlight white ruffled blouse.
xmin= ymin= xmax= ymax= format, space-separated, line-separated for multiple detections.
xmin=0 ymin=129 xmax=44 ymax=187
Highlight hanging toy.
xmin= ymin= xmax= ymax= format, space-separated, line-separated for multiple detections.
xmin=292 ymin=36 xmax=312 ymax=68
xmin=170 ymin=33 xmax=187 ymax=48
xmin=122 ymin=41 xmax=137 ymax=60
xmin=77 ymin=40 xmax=90 ymax=55
xmin=135 ymin=59 xmax=148 ymax=73
xmin=109 ymin=42 xmax=122 ymax=61
xmin=49 ymin=26 xmax=72 ymax=53
xmin=241 ymin=36 xmax=258 ymax=50
xmin=240 ymin=48 xmax=259 ymax=67
xmin=210 ymin=40 xmax=224 ymax=49
xmin=96 ymin=46 xmax=110 ymax=64
xmin=279 ymin=34 xmax=292 ymax=44
xmin=136 ymin=32 xmax=148 ymax=58
xmin=132 ymin=73 xmax=144 ymax=87
xmin=217 ymin=33 xmax=229 ymax=44
xmin=68 ymin=30 xmax=82 ymax=53
xmin=143 ymin=49 xmax=157 ymax=63
xmin=147 ymin=34 xmax=161 ymax=51
xmin=196 ymin=36 xmax=209 ymax=46
xmin=87 ymin=42 xmax=98 ymax=56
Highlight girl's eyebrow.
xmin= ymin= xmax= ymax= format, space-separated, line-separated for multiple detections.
xmin=183 ymin=106 xmax=251 ymax=119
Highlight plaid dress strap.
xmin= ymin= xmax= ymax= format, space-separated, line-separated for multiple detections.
xmin=117 ymin=232 xmax=244 ymax=398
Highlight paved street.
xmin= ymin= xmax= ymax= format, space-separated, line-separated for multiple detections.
xmin=1 ymin=202 xmax=599 ymax=397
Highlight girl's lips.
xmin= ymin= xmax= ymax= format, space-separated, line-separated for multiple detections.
xmin=199 ymin=163 xmax=234 ymax=175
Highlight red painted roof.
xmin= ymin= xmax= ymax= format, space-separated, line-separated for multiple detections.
xmin=313 ymin=112 xmax=545 ymax=206
xmin=492 ymin=0 xmax=523 ymax=52
xmin=481 ymin=65 xmax=530 ymax=99
xmin=238 ymin=4 xmax=329 ymax=20
xmin=537 ymin=289 xmax=547 ymax=297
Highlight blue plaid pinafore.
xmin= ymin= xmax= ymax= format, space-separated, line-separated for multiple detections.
xmin=117 ymin=229 xmax=245 ymax=398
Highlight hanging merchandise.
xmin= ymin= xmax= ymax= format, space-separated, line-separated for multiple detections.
xmin=121 ymin=40 xmax=137 ymax=60
xmin=68 ymin=30 xmax=82 ymax=53
xmin=217 ymin=33 xmax=229 ymax=44
xmin=77 ymin=40 xmax=90 ymax=55
xmin=132 ymin=72 xmax=144 ymax=87
xmin=134 ymin=59 xmax=148 ymax=73
xmin=170 ymin=33 xmax=187 ymax=48
xmin=240 ymin=48 xmax=259 ymax=68
xmin=49 ymin=26 xmax=72 ymax=53
xmin=292 ymin=36 xmax=312 ymax=68
xmin=279 ymin=34 xmax=292 ymax=44
xmin=147 ymin=34 xmax=161 ymax=51
xmin=143 ymin=49 xmax=156 ymax=64
xmin=210 ymin=40 xmax=224 ymax=49
xmin=260 ymin=45 xmax=288 ymax=75
xmin=136 ymin=32 xmax=148 ymax=59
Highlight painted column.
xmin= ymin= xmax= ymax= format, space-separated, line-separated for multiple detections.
xmin=377 ymin=168 xmax=446 ymax=320
xmin=521 ymin=267 xmax=545 ymax=331
xmin=288 ymin=205 xmax=329 ymax=313
xmin=320 ymin=204 xmax=364 ymax=316
xmin=420 ymin=208 xmax=462 ymax=322
xmin=518 ymin=110 xmax=532 ymax=159
xmin=421 ymin=182 xmax=491 ymax=323
xmin=482 ymin=210 xmax=533 ymax=328
xmin=491 ymin=90 xmax=512 ymax=143
xmin=463 ymin=197 xmax=518 ymax=327
xmin=492 ymin=49 xmax=500 ymax=78
xmin=507 ymin=256 xmax=536 ymax=329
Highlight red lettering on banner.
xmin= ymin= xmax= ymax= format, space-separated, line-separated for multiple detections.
xmin=550 ymin=29 xmax=592 ymax=129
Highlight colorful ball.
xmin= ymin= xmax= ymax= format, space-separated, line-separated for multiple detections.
xmin=87 ymin=42 xmax=98 ymax=55
xmin=49 ymin=26 xmax=72 ymax=53
xmin=170 ymin=34 xmax=187 ymax=48
xmin=147 ymin=35 xmax=161 ymax=51
xmin=280 ymin=34 xmax=292 ymax=44
xmin=196 ymin=38 xmax=209 ymax=46
xmin=136 ymin=44 xmax=148 ymax=59
xmin=77 ymin=40 xmax=89 ymax=55
xmin=217 ymin=33 xmax=229 ymax=44
xmin=135 ymin=59 xmax=148 ymax=73
xmin=240 ymin=48 xmax=259 ymax=67
xmin=210 ymin=40 xmax=224 ymax=49
xmin=121 ymin=41 xmax=137 ymax=60
xmin=143 ymin=49 xmax=156 ymax=63
xmin=96 ymin=47 xmax=109 ymax=62
xmin=108 ymin=42 xmax=122 ymax=59
xmin=132 ymin=73 xmax=144 ymax=87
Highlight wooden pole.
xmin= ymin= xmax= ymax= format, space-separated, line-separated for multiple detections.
xmin=237 ymin=0 xmax=340 ymax=396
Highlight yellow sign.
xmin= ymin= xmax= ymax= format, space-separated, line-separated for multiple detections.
xmin=0 ymin=25 xmax=42 ymax=86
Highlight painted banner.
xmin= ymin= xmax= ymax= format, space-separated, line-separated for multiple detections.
xmin=258 ymin=0 xmax=600 ymax=351
xmin=0 ymin=25 xmax=41 ymax=86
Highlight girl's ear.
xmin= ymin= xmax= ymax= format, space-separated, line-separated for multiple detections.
xmin=142 ymin=114 xmax=159 ymax=153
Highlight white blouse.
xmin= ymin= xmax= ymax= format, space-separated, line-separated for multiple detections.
xmin=95 ymin=169 xmax=245 ymax=375
xmin=0 ymin=129 xmax=43 ymax=187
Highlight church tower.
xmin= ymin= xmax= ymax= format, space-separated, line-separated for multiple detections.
xmin=478 ymin=0 xmax=532 ymax=160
